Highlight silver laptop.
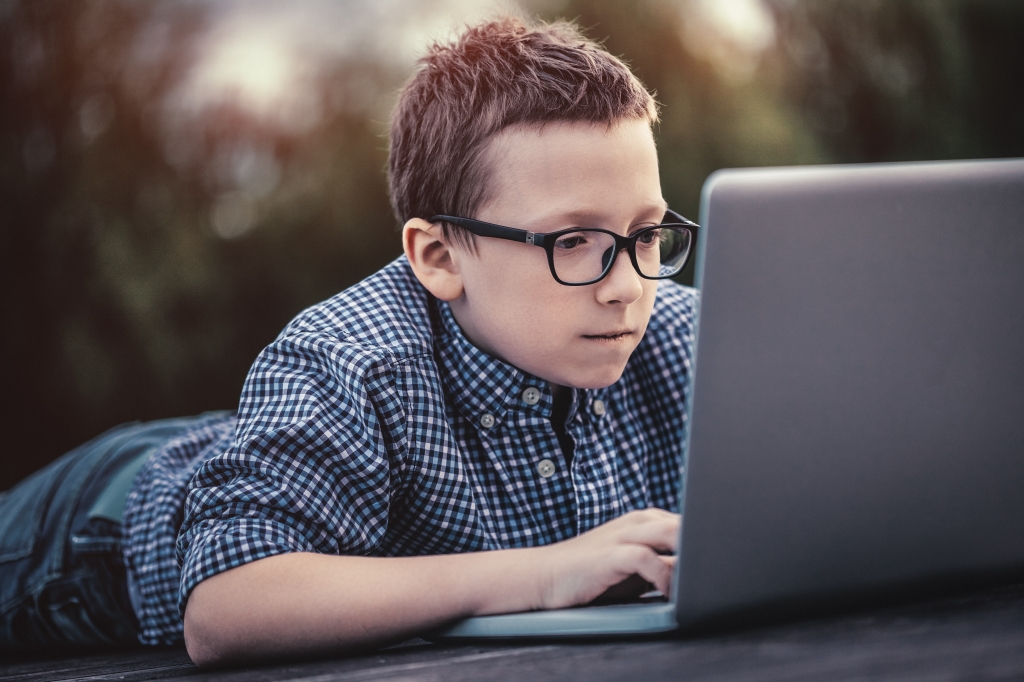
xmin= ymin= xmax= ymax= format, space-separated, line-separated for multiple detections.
xmin=434 ymin=157 xmax=1024 ymax=640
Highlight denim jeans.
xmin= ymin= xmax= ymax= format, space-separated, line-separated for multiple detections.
xmin=0 ymin=418 xmax=197 ymax=649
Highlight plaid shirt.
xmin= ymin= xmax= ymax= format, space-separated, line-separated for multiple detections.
xmin=123 ymin=256 xmax=698 ymax=645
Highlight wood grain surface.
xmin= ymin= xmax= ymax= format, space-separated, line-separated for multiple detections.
xmin=3 ymin=583 xmax=1023 ymax=681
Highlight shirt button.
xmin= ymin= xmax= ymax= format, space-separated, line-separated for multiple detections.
xmin=592 ymin=399 xmax=606 ymax=417
xmin=479 ymin=413 xmax=495 ymax=428
xmin=537 ymin=458 xmax=556 ymax=478
xmin=522 ymin=387 xmax=541 ymax=405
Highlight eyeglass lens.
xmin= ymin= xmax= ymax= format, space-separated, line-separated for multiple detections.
xmin=551 ymin=226 xmax=692 ymax=283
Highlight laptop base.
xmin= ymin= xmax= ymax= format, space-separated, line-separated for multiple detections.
xmin=431 ymin=602 xmax=677 ymax=640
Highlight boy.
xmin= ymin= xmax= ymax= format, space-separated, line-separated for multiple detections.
xmin=0 ymin=17 xmax=698 ymax=665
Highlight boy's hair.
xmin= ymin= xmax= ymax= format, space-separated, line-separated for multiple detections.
xmin=388 ymin=16 xmax=658 ymax=247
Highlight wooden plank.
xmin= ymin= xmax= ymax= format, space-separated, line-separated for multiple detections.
xmin=3 ymin=584 xmax=1023 ymax=681
xmin=0 ymin=649 xmax=195 ymax=681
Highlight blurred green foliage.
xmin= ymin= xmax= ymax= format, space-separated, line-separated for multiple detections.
xmin=1 ymin=0 xmax=1021 ymax=488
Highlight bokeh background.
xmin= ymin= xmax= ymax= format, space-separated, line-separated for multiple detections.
xmin=2 ymin=0 xmax=1022 ymax=489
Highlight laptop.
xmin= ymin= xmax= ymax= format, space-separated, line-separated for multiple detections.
xmin=434 ymin=157 xmax=1024 ymax=640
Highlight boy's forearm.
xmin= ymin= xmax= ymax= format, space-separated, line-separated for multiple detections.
xmin=183 ymin=548 xmax=547 ymax=666
xmin=184 ymin=509 xmax=679 ymax=666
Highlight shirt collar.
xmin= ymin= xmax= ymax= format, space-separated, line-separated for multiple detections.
xmin=432 ymin=299 xmax=611 ymax=430
xmin=434 ymin=299 xmax=554 ymax=426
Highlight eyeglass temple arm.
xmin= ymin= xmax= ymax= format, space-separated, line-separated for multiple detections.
xmin=431 ymin=215 xmax=546 ymax=246
xmin=665 ymin=209 xmax=699 ymax=228
xmin=431 ymin=212 xmax=699 ymax=245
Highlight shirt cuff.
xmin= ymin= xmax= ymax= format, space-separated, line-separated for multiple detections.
xmin=177 ymin=516 xmax=317 ymax=618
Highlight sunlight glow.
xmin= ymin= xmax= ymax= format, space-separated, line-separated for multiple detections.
xmin=678 ymin=0 xmax=776 ymax=82
xmin=177 ymin=21 xmax=322 ymax=133
xmin=700 ymin=0 xmax=776 ymax=53
xmin=173 ymin=0 xmax=520 ymax=131
xmin=198 ymin=36 xmax=296 ymax=113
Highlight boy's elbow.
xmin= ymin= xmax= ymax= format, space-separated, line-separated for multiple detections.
xmin=183 ymin=601 xmax=219 ymax=666
xmin=183 ymin=583 xmax=234 ymax=667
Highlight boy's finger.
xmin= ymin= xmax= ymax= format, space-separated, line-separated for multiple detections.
xmin=632 ymin=550 xmax=675 ymax=595
xmin=617 ymin=515 xmax=680 ymax=552
xmin=620 ymin=508 xmax=679 ymax=524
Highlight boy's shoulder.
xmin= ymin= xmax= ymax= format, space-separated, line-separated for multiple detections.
xmin=276 ymin=256 xmax=435 ymax=360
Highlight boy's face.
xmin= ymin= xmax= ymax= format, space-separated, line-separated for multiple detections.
xmin=411 ymin=119 xmax=666 ymax=389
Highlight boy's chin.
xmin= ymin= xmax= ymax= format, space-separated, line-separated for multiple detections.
xmin=560 ymin=365 xmax=627 ymax=391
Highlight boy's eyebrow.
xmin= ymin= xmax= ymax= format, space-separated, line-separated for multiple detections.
xmin=530 ymin=201 xmax=670 ymax=230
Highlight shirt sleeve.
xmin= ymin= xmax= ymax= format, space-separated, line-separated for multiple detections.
xmin=175 ymin=330 xmax=411 ymax=617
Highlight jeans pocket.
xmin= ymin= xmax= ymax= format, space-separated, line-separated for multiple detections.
xmin=42 ymin=592 xmax=112 ymax=646
xmin=0 ymin=548 xmax=139 ymax=648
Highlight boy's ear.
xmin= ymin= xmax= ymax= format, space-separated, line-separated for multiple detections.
xmin=403 ymin=218 xmax=464 ymax=302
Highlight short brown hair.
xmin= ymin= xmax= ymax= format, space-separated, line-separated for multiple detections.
xmin=387 ymin=16 xmax=658 ymax=246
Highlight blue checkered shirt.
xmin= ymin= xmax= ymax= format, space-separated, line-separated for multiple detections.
xmin=122 ymin=256 xmax=698 ymax=645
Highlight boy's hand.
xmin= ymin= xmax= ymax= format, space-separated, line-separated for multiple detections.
xmin=538 ymin=508 xmax=680 ymax=610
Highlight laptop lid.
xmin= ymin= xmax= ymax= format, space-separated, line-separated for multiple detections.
xmin=676 ymin=158 xmax=1024 ymax=628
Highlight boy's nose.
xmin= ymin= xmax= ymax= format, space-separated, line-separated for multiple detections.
xmin=595 ymin=248 xmax=644 ymax=305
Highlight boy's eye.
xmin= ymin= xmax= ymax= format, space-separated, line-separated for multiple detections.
xmin=554 ymin=232 xmax=589 ymax=250
xmin=636 ymin=228 xmax=661 ymax=246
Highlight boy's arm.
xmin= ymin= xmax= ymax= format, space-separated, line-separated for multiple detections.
xmin=183 ymin=508 xmax=678 ymax=666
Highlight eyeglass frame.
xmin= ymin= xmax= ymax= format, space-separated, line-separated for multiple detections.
xmin=429 ymin=209 xmax=699 ymax=286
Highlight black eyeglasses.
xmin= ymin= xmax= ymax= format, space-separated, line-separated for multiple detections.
xmin=430 ymin=209 xmax=698 ymax=286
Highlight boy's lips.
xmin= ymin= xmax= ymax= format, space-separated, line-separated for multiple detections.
xmin=582 ymin=330 xmax=634 ymax=342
